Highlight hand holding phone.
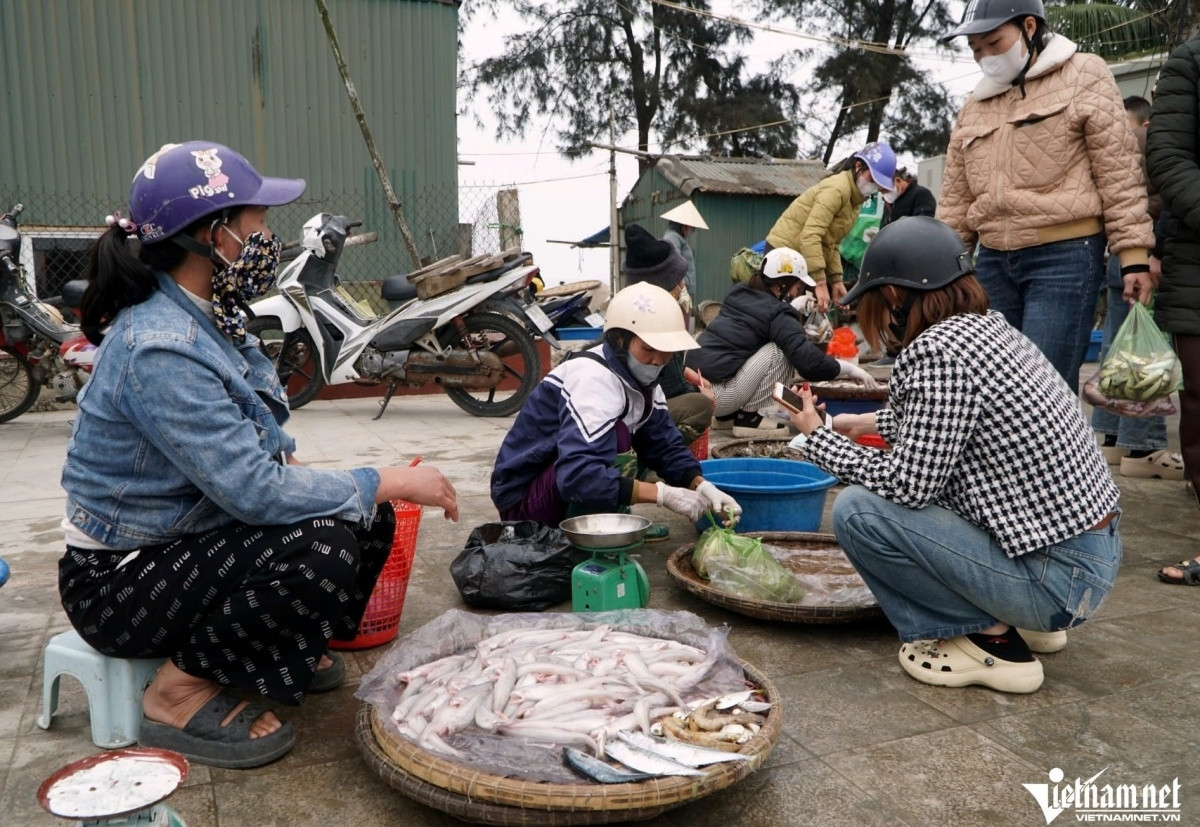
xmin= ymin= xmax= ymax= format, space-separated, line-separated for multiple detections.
xmin=772 ymin=382 xmax=805 ymax=413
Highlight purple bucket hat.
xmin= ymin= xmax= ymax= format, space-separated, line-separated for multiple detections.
xmin=129 ymin=141 xmax=306 ymax=243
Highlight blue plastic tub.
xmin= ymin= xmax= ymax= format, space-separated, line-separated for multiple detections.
xmin=821 ymin=398 xmax=883 ymax=417
xmin=698 ymin=457 xmax=837 ymax=533
xmin=556 ymin=326 xmax=604 ymax=342
xmin=1084 ymin=329 xmax=1103 ymax=362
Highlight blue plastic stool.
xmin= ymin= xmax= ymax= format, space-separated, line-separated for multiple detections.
xmin=38 ymin=630 xmax=164 ymax=748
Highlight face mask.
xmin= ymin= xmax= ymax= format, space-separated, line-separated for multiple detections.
xmin=625 ymin=353 xmax=665 ymax=386
xmin=857 ymin=174 xmax=879 ymax=198
xmin=212 ymin=230 xmax=282 ymax=343
xmin=882 ymin=190 xmax=899 ymax=205
xmin=979 ymin=36 xmax=1029 ymax=86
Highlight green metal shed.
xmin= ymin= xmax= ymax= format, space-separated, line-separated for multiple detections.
xmin=0 ymin=0 xmax=459 ymax=292
xmin=619 ymin=155 xmax=828 ymax=305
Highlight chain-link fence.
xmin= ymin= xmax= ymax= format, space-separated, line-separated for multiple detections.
xmin=0 ymin=183 xmax=521 ymax=309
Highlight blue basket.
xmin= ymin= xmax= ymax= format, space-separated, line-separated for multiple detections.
xmin=698 ymin=458 xmax=837 ymax=533
xmin=556 ymin=326 xmax=604 ymax=342
xmin=1084 ymin=329 xmax=1103 ymax=363
xmin=821 ymin=398 xmax=884 ymax=417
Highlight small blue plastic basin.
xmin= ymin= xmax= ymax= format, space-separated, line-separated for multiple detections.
xmin=698 ymin=457 xmax=837 ymax=533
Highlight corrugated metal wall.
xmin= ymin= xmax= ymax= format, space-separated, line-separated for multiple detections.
xmin=0 ymin=0 xmax=458 ymax=274
xmin=621 ymin=170 xmax=793 ymax=305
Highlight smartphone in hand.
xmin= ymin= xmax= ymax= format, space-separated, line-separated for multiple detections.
xmin=772 ymin=382 xmax=805 ymax=413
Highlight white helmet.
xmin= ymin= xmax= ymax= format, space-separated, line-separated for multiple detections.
xmin=660 ymin=200 xmax=709 ymax=230
xmin=762 ymin=247 xmax=816 ymax=287
xmin=605 ymin=283 xmax=699 ymax=352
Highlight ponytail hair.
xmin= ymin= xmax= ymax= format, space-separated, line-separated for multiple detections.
xmin=828 ymin=155 xmax=865 ymax=177
xmin=81 ymin=226 xmax=189 ymax=344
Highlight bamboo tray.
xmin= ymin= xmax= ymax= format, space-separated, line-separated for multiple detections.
xmin=709 ymin=437 xmax=798 ymax=460
xmin=357 ymin=704 xmax=670 ymax=825
xmin=666 ymin=532 xmax=884 ymax=624
xmin=808 ymin=378 xmax=889 ymax=402
xmin=356 ymin=660 xmax=781 ymax=820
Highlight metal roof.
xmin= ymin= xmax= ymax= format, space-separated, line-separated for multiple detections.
xmin=653 ymin=156 xmax=830 ymax=198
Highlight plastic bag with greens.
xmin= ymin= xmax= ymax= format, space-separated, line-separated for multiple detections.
xmin=692 ymin=519 xmax=805 ymax=603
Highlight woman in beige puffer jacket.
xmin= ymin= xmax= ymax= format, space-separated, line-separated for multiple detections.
xmin=938 ymin=0 xmax=1153 ymax=392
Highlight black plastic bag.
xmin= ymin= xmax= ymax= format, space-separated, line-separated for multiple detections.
xmin=450 ymin=521 xmax=587 ymax=611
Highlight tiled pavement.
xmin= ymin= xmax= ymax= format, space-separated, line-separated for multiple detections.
xmin=1 ymin=393 xmax=1197 ymax=826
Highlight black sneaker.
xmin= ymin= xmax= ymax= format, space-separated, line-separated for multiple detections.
xmin=732 ymin=410 xmax=786 ymax=439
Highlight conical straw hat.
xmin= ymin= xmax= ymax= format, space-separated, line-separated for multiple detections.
xmin=660 ymin=200 xmax=708 ymax=230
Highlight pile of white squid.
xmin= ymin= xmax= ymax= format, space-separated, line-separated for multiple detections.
xmin=390 ymin=624 xmax=740 ymax=760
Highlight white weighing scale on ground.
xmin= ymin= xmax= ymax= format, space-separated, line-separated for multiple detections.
xmin=560 ymin=514 xmax=652 ymax=611
xmin=38 ymin=747 xmax=188 ymax=827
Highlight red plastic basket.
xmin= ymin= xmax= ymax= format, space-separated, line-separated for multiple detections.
xmin=688 ymin=429 xmax=710 ymax=461
xmin=330 ymin=500 xmax=422 ymax=651
xmin=855 ymin=434 xmax=890 ymax=450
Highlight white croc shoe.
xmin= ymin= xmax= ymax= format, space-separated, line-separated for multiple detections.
xmin=898 ymin=637 xmax=1044 ymax=694
xmin=1016 ymin=629 xmax=1067 ymax=654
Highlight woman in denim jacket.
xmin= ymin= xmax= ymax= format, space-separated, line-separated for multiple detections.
xmin=59 ymin=142 xmax=458 ymax=769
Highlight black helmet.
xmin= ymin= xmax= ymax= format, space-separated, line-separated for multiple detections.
xmin=841 ymin=216 xmax=974 ymax=304
xmin=940 ymin=0 xmax=1044 ymax=44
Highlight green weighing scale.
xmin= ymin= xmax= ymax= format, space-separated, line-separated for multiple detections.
xmin=560 ymin=514 xmax=652 ymax=611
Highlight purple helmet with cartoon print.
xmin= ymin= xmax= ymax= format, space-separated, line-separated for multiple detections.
xmin=128 ymin=141 xmax=306 ymax=244
xmin=853 ymin=141 xmax=897 ymax=192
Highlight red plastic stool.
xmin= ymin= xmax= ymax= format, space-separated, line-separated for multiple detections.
xmin=331 ymin=500 xmax=421 ymax=650
xmin=688 ymin=429 xmax=710 ymax=461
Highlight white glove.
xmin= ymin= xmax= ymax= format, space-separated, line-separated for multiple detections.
xmin=837 ymin=359 xmax=879 ymax=390
xmin=791 ymin=294 xmax=817 ymax=315
xmin=695 ymin=481 xmax=742 ymax=527
xmin=655 ymin=481 xmax=707 ymax=522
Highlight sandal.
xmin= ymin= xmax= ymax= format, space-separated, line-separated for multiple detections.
xmin=1157 ymin=558 xmax=1200 ymax=586
xmin=1120 ymin=450 xmax=1185 ymax=480
xmin=898 ymin=637 xmax=1044 ymax=694
xmin=139 ymin=688 xmax=295 ymax=769
xmin=308 ymin=650 xmax=346 ymax=693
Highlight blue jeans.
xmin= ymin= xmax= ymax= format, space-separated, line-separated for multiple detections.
xmin=831 ymin=486 xmax=1122 ymax=642
xmin=1089 ymin=255 xmax=1168 ymax=450
xmin=976 ymin=234 xmax=1105 ymax=393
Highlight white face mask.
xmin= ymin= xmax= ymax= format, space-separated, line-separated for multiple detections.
xmin=979 ymin=36 xmax=1028 ymax=86
xmin=625 ymin=353 xmax=665 ymax=386
xmin=857 ymin=174 xmax=879 ymax=198
xmin=882 ymin=190 xmax=899 ymax=204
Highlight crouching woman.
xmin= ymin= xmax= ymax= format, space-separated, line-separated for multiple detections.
xmin=786 ymin=216 xmax=1121 ymax=693
xmin=491 ymin=282 xmax=741 ymax=530
xmin=59 ymin=142 xmax=458 ymax=768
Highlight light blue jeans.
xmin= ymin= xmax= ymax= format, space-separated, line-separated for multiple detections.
xmin=831 ymin=486 xmax=1122 ymax=642
xmin=1090 ymin=255 xmax=1168 ymax=450
xmin=976 ymin=234 xmax=1105 ymax=393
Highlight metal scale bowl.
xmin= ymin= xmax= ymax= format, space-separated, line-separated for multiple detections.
xmin=560 ymin=513 xmax=652 ymax=611
xmin=38 ymin=747 xmax=188 ymax=827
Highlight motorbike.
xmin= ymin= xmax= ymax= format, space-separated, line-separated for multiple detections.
xmin=0 ymin=204 xmax=97 ymax=423
xmin=248 ymin=213 xmax=554 ymax=419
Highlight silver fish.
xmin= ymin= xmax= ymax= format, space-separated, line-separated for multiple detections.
xmin=616 ymin=730 xmax=751 ymax=767
xmin=604 ymin=740 xmax=706 ymax=777
xmin=715 ymin=690 xmax=752 ymax=710
xmin=562 ymin=747 xmax=655 ymax=784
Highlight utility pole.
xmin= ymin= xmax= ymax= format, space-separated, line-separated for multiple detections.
xmin=608 ymin=103 xmax=620 ymax=294
xmin=314 ymin=0 xmax=423 ymax=269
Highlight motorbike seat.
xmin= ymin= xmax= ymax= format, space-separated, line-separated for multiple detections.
xmin=60 ymin=280 xmax=89 ymax=310
xmin=380 ymin=274 xmax=418 ymax=302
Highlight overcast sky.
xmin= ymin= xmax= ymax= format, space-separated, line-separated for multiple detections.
xmin=456 ymin=2 xmax=979 ymax=289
